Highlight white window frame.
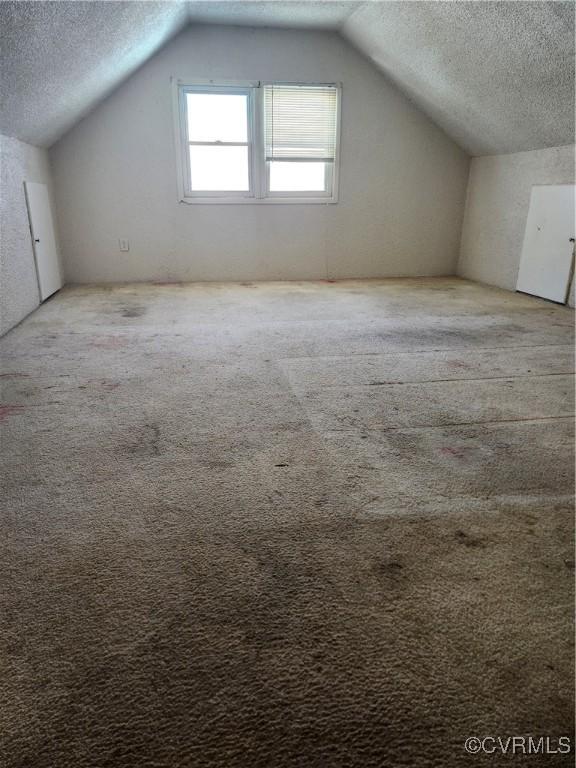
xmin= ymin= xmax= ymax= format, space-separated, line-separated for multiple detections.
xmin=172 ymin=78 xmax=341 ymax=205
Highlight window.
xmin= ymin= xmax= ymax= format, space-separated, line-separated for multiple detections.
xmin=182 ymin=87 xmax=254 ymax=196
xmin=264 ymin=84 xmax=337 ymax=198
xmin=175 ymin=81 xmax=340 ymax=203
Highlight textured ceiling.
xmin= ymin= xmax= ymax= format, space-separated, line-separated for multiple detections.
xmin=0 ymin=1 xmax=574 ymax=154
xmin=187 ymin=0 xmax=360 ymax=28
xmin=342 ymin=1 xmax=575 ymax=155
xmin=0 ymin=1 xmax=189 ymax=147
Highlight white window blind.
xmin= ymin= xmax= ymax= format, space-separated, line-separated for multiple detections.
xmin=264 ymin=84 xmax=338 ymax=163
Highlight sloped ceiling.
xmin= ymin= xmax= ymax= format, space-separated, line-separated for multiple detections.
xmin=342 ymin=1 xmax=575 ymax=155
xmin=0 ymin=1 xmax=189 ymax=148
xmin=0 ymin=1 xmax=573 ymax=155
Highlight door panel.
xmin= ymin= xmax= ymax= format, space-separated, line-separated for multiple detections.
xmin=24 ymin=181 xmax=62 ymax=301
xmin=516 ymin=184 xmax=575 ymax=304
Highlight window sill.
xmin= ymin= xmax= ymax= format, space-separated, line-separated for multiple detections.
xmin=179 ymin=196 xmax=338 ymax=205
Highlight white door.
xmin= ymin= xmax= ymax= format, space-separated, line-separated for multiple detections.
xmin=24 ymin=181 xmax=63 ymax=301
xmin=516 ymin=184 xmax=575 ymax=304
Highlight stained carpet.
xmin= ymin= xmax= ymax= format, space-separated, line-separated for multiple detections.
xmin=0 ymin=278 xmax=574 ymax=767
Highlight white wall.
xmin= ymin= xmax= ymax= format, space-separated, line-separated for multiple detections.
xmin=0 ymin=134 xmax=59 ymax=335
xmin=51 ymin=25 xmax=469 ymax=284
xmin=458 ymin=144 xmax=575 ymax=292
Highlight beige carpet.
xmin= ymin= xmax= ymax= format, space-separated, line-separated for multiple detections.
xmin=0 ymin=277 xmax=574 ymax=767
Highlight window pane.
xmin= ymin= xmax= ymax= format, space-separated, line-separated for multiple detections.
xmin=189 ymin=145 xmax=250 ymax=191
xmin=186 ymin=93 xmax=248 ymax=143
xmin=269 ymin=161 xmax=326 ymax=192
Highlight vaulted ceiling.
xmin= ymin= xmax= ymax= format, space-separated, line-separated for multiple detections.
xmin=0 ymin=1 xmax=573 ymax=155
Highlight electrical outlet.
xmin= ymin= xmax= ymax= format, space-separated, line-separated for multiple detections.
xmin=119 ymin=238 xmax=130 ymax=252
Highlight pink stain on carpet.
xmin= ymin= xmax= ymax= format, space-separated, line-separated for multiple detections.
xmin=91 ymin=336 xmax=128 ymax=349
xmin=440 ymin=446 xmax=466 ymax=459
xmin=0 ymin=404 xmax=25 ymax=421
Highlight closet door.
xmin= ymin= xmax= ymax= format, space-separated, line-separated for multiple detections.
xmin=24 ymin=181 xmax=62 ymax=301
xmin=516 ymin=184 xmax=575 ymax=304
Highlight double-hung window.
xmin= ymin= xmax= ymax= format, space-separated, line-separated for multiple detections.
xmin=175 ymin=81 xmax=340 ymax=203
